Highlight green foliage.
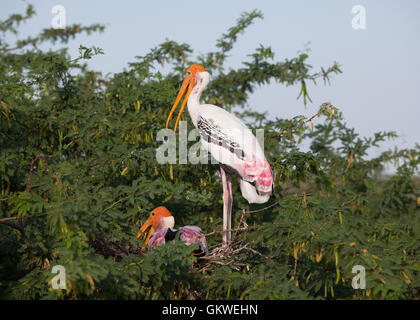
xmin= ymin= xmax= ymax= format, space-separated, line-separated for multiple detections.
xmin=0 ymin=5 xmax=419 ymax=300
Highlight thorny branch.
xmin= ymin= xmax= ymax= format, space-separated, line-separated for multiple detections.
xmin=278 ymin=103 xmax=337 ymax=139
xmin=26 ymin=153 xmax=45 ymax=193
xmin=0 ymin=218 xmax=33 ymax=259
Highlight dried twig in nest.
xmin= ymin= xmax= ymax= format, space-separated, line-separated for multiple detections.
xmin=196 ymin=209 xmax=260 ymax=273
xmin=195 ymin=238 xmax=251 ymax=273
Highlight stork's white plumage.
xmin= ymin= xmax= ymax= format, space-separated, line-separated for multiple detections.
xmin=166 ymin=64 xmax=274 ymax=246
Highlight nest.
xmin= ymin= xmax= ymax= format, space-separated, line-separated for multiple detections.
xmin=194 ymin=209 xmax=269 ymax=273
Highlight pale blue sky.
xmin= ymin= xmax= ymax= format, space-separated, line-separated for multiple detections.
xmin=1 ymin=1 xmax=420 ymax=164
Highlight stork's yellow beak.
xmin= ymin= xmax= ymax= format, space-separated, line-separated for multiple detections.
xmin=136 ymin=216 xmax=155 ymax=251
xmin=166 ymin=64 xmax=207 ymax=132
xmin=165 ymin=74 xmax=194 ymax=132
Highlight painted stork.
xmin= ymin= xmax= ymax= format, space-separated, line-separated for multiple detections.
xmin=166 ymin=64 xmax=274 ymax=246
xmin=137 ymin=206 xmax=208 ymax=256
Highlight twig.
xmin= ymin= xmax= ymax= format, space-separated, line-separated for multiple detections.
xmin=26 ymin=153 xmax=45 ymax=192
xmin=102 ymin=195 xmax=130 ymax=213
xmin=0 ymin=220 xmax=25 ymax=233
xmin=278 ymin=104 xmax=335 ymax=139
xmin=288 ymin=110 xmax=322 ymax=133
xmin=0 ymin=216 xmax=17 ymax=222
xmin=245 ymin=247 xmax=272 ymax=261
xmin=0 ymin=214 xmax=46 ymax=223
xmin=203 ymin=227 xmax=253 ymax=238
xmin=244 ymin=199 xmax=282 ymax=214
xmin=241 ymin=192 xmax=311 ymax=215
xmin=334 ymin=196 xmax=357 ymax=213
xmin=233 ymin=209 xmax=247 ymax=242
xmin=0 ymin=219 xmax=33 ymax=258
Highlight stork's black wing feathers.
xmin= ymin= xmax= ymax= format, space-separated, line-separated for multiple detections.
xmin=197 ymin=116 xmax=245 ymax=160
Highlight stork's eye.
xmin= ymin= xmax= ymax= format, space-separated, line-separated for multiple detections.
xmin=152 ymin=212 xmax=155 ymax=216
xmin=187 ymin=71 xmax=192 ymax=75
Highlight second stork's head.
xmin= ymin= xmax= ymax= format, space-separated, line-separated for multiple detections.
xmin=166 ymin=64 xmax=208 ymax=132
xmin=137 ymin=206 xmax=175 ymax=245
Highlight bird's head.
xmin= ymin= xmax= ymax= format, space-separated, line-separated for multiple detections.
xmin=137 ymin=206 xmax=175 ymax=247
xmin=166 ymin=64 xmax=207 ymax=132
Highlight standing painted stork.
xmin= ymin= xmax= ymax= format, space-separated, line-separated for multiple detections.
xmin=137 ymin=206 xmax=208 ymax=256
xmin=166 ymin=64 xmax=274 ymax=246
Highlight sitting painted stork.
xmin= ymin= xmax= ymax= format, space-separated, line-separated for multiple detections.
xmin=137 ymin=206 xmax=208 ymax=256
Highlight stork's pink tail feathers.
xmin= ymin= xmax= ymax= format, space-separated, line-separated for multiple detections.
xmin=239 ymin=157 xmax=273 ymax=203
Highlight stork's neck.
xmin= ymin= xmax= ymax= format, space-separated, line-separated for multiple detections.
xmin=187 ymin=71 xmax=209 ymax=127
xmin=159 ymin=216 xmax=175 ymax=229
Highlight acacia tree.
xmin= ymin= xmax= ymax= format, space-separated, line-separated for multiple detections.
xmin=0 ymin=6 xmax=419 ymax=299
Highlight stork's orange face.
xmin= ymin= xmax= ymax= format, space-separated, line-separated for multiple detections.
xmin=166 ymin=64 xmax=207 ymax=132
xmin=136 ymin=207 xmax=173 ymax=248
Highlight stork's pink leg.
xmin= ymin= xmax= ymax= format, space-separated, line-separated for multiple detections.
xmin=220 ymin=166 xmax=229 ymax=247
xmin=227 ymin=173 xmax=233 ymax=243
